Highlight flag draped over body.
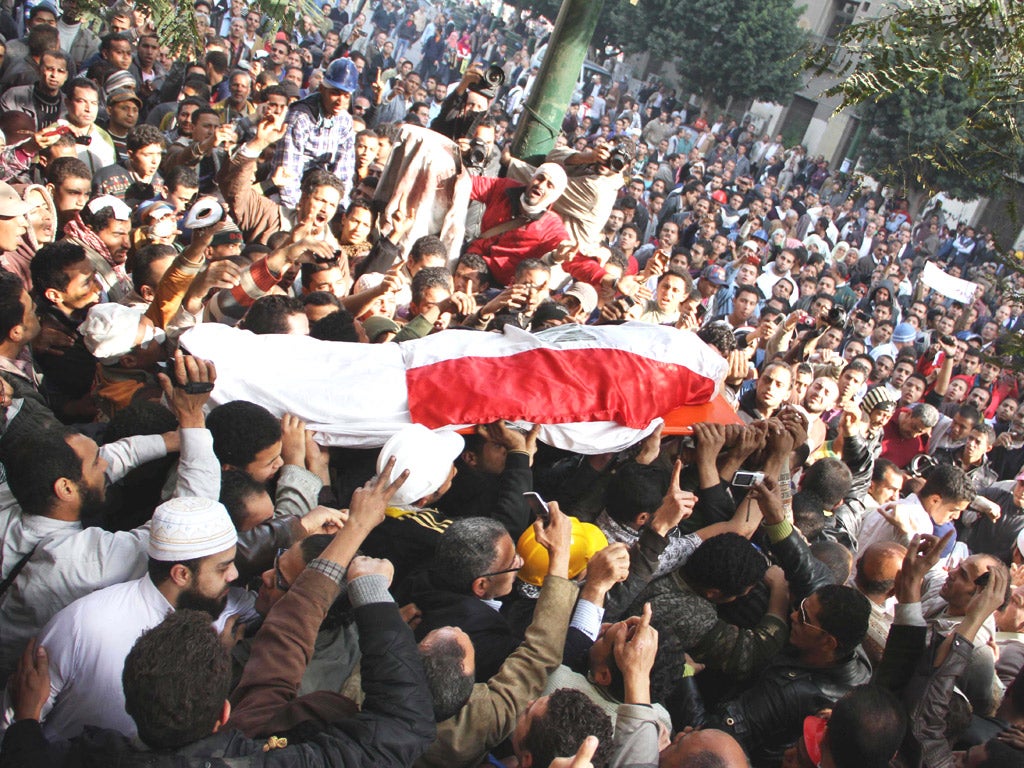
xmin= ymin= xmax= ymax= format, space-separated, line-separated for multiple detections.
xmin=179 ymin=322 xmax=727 ymax=454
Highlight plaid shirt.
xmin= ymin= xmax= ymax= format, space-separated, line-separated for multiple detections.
xmin=273 ymin=95 xmax=355 ymax=208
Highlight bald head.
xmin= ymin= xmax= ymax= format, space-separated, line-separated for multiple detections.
xmin=660 ymin=728 xmax=750 ymax=767
xmin=855 ymin=542 xmax=906 ymax=601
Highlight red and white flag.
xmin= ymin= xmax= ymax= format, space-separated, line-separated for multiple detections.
xmin=180 ymin=322 xmax=726 ymax=454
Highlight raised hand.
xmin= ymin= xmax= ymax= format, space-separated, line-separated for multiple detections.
xmin=157 ymin=350 xmax=216 ymax=429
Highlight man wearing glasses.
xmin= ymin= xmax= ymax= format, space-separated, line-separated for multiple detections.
xmin=671 ymin=495 xmax=873 ymax=764
xmin=400 ymin=516 xmax=525 ymax=683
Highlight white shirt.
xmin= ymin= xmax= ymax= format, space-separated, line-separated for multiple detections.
xmin=0 ymin=576 xmax=254 ymax=739
xmin=0 ymin=430 xmax=220 ymax=684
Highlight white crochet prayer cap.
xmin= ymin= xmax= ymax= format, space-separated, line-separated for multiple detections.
xmin=149 ymin=497 xmax=238 ymax=561
xmin=376 ymin=424 xmax=464 ymax=507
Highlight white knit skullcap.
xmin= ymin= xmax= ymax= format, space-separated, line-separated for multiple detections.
xmin=376 ymin=424 xmax=464 ymax=507
xmin=149 ymin=497 xmax=238 ymax=561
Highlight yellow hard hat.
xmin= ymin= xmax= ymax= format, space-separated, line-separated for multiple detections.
xmin=516 ymin=517 xmax=609 ymax=587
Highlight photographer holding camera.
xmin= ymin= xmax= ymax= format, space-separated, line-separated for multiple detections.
xmin=460 ymin=116 xmax=501 ymax=241
xmin=430 ymin=64 xmax=504 ymax=142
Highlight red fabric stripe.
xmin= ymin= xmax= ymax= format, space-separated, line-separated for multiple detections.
xmin=406 ymin=347 xmax=718 ymax=429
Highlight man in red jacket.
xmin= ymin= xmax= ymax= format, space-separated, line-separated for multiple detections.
xmin=464 ymin=163 xmax=569 ymax=287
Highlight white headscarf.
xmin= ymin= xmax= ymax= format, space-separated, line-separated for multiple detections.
xmin=521 ymin=162 xmax=568 ymax=217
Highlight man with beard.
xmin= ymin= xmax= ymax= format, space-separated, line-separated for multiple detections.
xmin=0 ymin=497 xmax=245 ymax=740
xmin=803 ymin=376 xmax=840 ymax=455
xmin=0 ymin=353 xmax=220 ymax=685
xmin=461 ymin=163 xmax=569 ymax=287
xmin=60 ymin=195 xmax=132 ymax=302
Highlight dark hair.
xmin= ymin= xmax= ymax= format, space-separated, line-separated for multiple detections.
xmin=178 ymin=94 xmax=208 ymax=115
xmin=455 ymin=252 xmax=491 ymax=288
xmin=302 ymin=290 xmax=342 ymax=310
xmin=205 ymin=50 xmax=229 ymax=75
xmin=793 ymin=492 xmax=826 ymax=540
xmin=123 ymin=611 xmax=232 ymax=750
xmin=657 ymin=267 xmax=691 ymax=293
xmin=45 ymin=155 xmax=91 ymax=187
xmin=811 ymin=540 xmax=853 ymax=585
xmin=147 ymin=556 xmax=200 ymax=588
xmin=420 ymin=632 xmax=475 ymax=721
xmin=814 ymin=584 xmax=871 ymax=657
xmin=521 ymin=688 xmax=614 ymax=768
xmin=300 ymin=258 xmax=341 ymax=289
xmin=431 ymin=517 xmax=507 ymax=593
xmin=826 ymin=685 xmax=907 ymax=768
xmin=300 ymin=168 xmax=344 ymax=198
xmin=411 ymin=266 xmax=452 ymax=305
xmin=206 ymin=400 xmax=282 ymax=468
xmin=40 ymin=131 xmax=76 ymax=159
xmin=1 ymin=427 xmax=81 ymax=516
xmin=514 ymin=258 xmax=549 ymax=281
xmin=80 ymin=199 xmax=123 ymax=233
xmin=30 ymin=241 xmax=89 ymax=300
xmin=239 ymin=295 xmax=306 ymax=335
xmin=871 ymin=458 xmax=900 ymax=484
xmin=132 ymin=244 xmax=177 ymax=293
xmin=604 ymin=463 xmax=668 ymax=527
xmin=733 ymin=283 xmax=760 ymax=302
xmin=100 ymin=30 xmax=131 ymax=51
xmin=104 ymin=400 xmax=179 ymax=443
xmin=165 ymin=165 xmax=199 ymax=193
xmin=219 ymin=469 xmax=268 ymax=529
xmin=682 ymin=533 xmax=768 ymax=599
xmin=27 ymin=24 xmax=59 ymax=57
xmin=298 ymin=533 xmax=333 ymax=564
xmin=955 ymin=403 xmax=983 ymax=424
xmin=919 ymin=463 xmax=975 ymax=505
xmin=697 ymin=323 xmax=737 ymax=355
xmin=409 ymin=235 xmax=447 ymax=265
xmin=191 ymin=106 xmax=220 ymax=126
xmin=971 ymin=422 xmax=996 ymax=446
xmin=40 ymin=49 xmax=69 ymax=68
xmin=0 ymin=271 xmax=26 ymax=342
xmin=310 ymin=309 xmax=359 ymax=342
xmin=801 ymin=458 xmax=852 ymax=508
xmin=126 ymin=124 xmax=166 ymax=153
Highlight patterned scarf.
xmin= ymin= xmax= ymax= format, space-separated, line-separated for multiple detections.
xmin=63 ymin=214 xmax=129 ymax=285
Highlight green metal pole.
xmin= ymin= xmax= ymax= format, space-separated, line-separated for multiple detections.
xmin=511 ymin=0 xmax=605 ymax=165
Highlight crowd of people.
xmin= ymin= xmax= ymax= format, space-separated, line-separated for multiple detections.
xmin=1 ymin=0 xmax=1024 ymax=766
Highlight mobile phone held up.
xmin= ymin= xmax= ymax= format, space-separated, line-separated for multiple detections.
xmin=523 ymin=491 xmax=550 ymax=520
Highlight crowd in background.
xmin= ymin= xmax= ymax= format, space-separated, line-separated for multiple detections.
xmin=1 ymin=0 xmax=1024 ymax=766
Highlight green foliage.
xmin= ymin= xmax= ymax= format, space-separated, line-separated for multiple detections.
xmin=76 ymin=0 xmax=297 ymax=58
xmin=605 ymin=0 xmax=808 ymax=107
xmin=858 ymin=78 xmax=1020 ymax=203
xmin=808 ymin=0 xmax=1024 ymax=201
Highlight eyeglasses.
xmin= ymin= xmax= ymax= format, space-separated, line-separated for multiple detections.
xmin=797 ymin=597 xmax=827 ymax=633
xmin=479 ymin=553 xmax=523 ymax=579
xmin=272 ymin=547 xmax=290 ymax=591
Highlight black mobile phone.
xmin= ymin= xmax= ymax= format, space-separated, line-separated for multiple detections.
xmin=974 ymin=571 xmax=991 ymax=588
